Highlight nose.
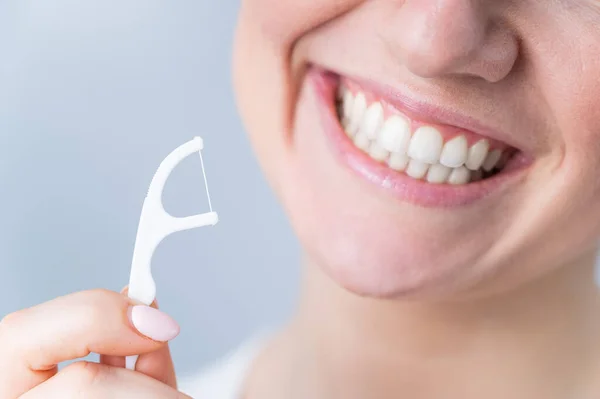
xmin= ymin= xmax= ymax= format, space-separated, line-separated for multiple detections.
xmin=388 ymin=0 xmax=519 ymax=82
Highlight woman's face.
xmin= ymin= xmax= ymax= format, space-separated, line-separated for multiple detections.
xmin=233 ymin=0 xmax=600 ymax=299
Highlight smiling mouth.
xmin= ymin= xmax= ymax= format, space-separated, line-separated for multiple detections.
xmin=335 ymin=82 xmax=518 ymax=185
xmin=310 ymin=67 xmax=532 ymax=206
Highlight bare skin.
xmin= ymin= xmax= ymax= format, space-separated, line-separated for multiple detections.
xmin=243 ymin=255 xmax=600 ymax=399
xmin=232 ymin=1 xmax=600 ymax=398
xmin=0 ymin=289 xmax=187 ymax=398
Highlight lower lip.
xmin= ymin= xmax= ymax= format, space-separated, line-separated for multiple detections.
xmin=308 ymin=67 xmax=530 ymax=208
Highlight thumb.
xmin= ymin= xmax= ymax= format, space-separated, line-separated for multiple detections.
xmin=135 ymin=340 xmax=178 ymax=387
xmin=101 ymin=343 xmax=178 ymax=388
xmin=100 ymin=329 xmax=178 ymax=388
xmin=100 ymin=288 xmax=178 ymax=388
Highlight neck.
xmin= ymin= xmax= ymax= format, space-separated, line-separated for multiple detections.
xmin=270 ymin=253 xmax=600 ymax=399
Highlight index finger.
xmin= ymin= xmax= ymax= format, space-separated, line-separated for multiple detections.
xmin=0 ymin=289 xmax=180 ymax=399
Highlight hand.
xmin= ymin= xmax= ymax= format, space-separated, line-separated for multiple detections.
xmin=0 ymin=289 xmax=192 ymax=398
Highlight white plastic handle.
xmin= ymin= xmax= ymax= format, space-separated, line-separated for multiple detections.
xmin=125 ymin=137 xmax=218 ymax=370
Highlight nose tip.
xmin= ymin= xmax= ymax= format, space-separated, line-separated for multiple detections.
xmin=391 ymin=0 xmax=519 ymax=83
xmin=399 ymin=23 xmax=483 ymax=79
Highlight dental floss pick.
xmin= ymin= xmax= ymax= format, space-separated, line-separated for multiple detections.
xmin=125 ymin=137 xmax=218 ymax=370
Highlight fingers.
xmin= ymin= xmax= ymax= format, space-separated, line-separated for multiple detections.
xmin=100 ymin=289 xmax=178 ymax=388
xmin=99 ymin=286 xmax=136 ymax=370
xmin=19 ymin=361 xmax=192 ymax=399
xmin=99 ymin=354 xmax=125 ymax=368
xmin=99 ymin=337 xmax=177 ymax=387
xmin=0 ymin=289 xmax=180 ymax=399
xmin=136 ymin=344 xmax=178 ymax=387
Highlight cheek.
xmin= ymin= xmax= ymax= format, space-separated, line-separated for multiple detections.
xmin=513 ymin=16 xmax=600 ymax=263
xmin=526 ymin=16 xmax=600 ymax=169
xmin=233 ymin=0 xmax=363 ymax=197
xmin=240 ymin=0 xmax=363 ymax=45
xmin=541 ymin=49 xmax=600 ymax=221
xmin=232 ymin=5 xmax=289 ymax=192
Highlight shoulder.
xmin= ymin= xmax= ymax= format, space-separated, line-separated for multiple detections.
xmin=177 ymin=332 xmax=271 ymax=399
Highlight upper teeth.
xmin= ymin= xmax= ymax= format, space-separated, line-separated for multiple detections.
xmin=337 ymin=87 xmax=505 ymax=185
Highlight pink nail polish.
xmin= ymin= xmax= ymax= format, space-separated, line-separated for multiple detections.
xmin=129 ymin=306 xmax=180 ymax=342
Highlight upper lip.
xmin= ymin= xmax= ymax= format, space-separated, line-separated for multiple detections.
xmin=339 ymin=73 xmax=525 ymax=152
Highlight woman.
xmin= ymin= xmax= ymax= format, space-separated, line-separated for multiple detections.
xmin=3 ymin=1 xmax=600 ymax=398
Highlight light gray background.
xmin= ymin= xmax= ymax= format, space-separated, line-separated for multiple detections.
xmin=0 ymin=0 xmax=300 ymax=375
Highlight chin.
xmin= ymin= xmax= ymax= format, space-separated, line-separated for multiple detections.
xmin=285 ymin=182 xmax=496 ymax=300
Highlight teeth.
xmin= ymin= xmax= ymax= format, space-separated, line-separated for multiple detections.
xmin=496 ymin=152 xmax=509 ymax=169
xmin=342 ymin=90 xmax=354 ymax=129
xmin=354 ymin=131 xmax=371 ymax=151
xmin=465 ymin=139 xmax=490 ymax=171
xmin=377 ymin=116 xmax=411 ymax=154
xmin=407 ymin=126 xmax=444 ymax=164
xmin=359 ymin=103 xmax=384 ymax=140
xmin=368 ymin=142 xmax=389 ymax=162
xmin=447 ymin=166 xmax=471 ymax=185
xmin=348 ymin=92 xmax=367 ymax=135
xmin=388 ymin=153 xmax=409 ymax=171
xmin=482 ymin=149 xmax=502 ymax=172
xmin=406 ymin=159 xmax=429 ymax=179
xmin=426 ymin=164 xmax=452 ymax=184
xmin=339 ymin=88 xmax=509 ymax=186
xmin=439 ymin=135 xmax=468 ymax=168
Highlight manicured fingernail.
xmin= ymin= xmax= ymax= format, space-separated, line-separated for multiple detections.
xmin=128 ymin=306 xmax=180 ymax=342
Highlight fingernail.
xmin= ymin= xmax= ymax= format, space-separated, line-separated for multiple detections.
xmin=128 ymin=306 xmax=180 ymax=342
